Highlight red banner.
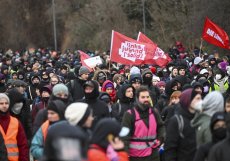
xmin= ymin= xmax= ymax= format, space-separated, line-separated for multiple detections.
xmin=137 ymin=32 xmax=172 ymax=67
xmin=202 ymin=17 xmax=230 ymax=49
xmin=78 ymin=50 xmax=93 ymax=71
xmin=110 ymin=31 xmax=157 ymax=65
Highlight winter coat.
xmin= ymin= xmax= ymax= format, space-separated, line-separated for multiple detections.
xmin=7 ymin=88 xmax=33 ymax=141
xmin=30 ymin=127 xmax=44 ymax=159
xmin=88 ymin=144 xmax=129 ymax=161
xmin=121 ymin=105 xmax=165 ymax=161
xmin=0 ymin=131 xmax=7 ymax=161
xmin=0 ymin=113 xmax=29 ymax=161
xmin=208 ymin=137 xmax=230 ymax=161
xmin=191 ymin=91 xmax=224 ymax=147
xmin=33 ymin=109 xmax=48 ymax=135
xmin=164 ymin=105 xmax=196 ymax=161
xmin=66 ymin=77 xmax=86 ymax=101
xmin=102 ymin=80 xmax=117 ymax=103
xmin=111 ymin=84 xmax=134 ymax=123
xmin=191 ymin=114 xmax=211 ymax=147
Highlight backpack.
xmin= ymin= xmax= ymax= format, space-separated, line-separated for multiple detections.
xmin=175 ymin=114 xmax=184 ymax=138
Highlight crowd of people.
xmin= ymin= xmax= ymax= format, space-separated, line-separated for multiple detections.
xmin=0 ymin=42 xmax=230 ymax=161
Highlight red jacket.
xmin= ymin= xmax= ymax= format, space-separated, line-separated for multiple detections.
xmin=0 ymin=112 xmax=29 ymax=161
xmin=88 ymin=144 xmax=129 ymax=161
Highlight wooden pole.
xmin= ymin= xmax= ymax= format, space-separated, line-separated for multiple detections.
xmin=199 ymin=38 xmax=203 ymax=58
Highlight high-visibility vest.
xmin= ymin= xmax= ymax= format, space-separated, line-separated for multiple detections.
xmin=127 ymin=108 xmax=160 ymax=157
xmin=41 ymin=120 xmax=49 ymax=143
xmin=0 ymin=116 xmax=19 ymax=161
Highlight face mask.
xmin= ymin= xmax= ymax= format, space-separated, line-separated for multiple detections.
xmin=215 ymin=74 xmax=222 ymax=80
xmin=213 ymin=127 xmax=227 ymax=140
xmin=33 ymin=82 xmax=39 ymax=87
xmin=143 ymin=76 xmax=152 ymax=84
xmin=193 ymin=100 xmax=203 ymax=112
xmin=203 ymin=86 xmax=209 ymax=93
xmin=11 ymin=102 xmax=23 ymax=114
xmin=169 ymin=66 xmax=173 ymax=72
xmin=41 ymin=97 xmax=49 ymax=103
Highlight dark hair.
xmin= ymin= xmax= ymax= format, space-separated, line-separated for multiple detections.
xmin=136 ymin=86 xmax=149 ymax=98
xmin=225 ymin=96 xmax=230 ymax=104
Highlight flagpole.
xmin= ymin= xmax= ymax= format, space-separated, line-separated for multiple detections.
xmin=199 ymin=38 xmax=203 ymax=58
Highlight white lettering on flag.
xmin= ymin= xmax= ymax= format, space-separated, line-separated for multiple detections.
xmin=206 ymin=28 xmax=224 ymax=45
xmin=118 ymin=41 xmax=146 ymax=62
xmin=153 ymin=47 xmax=167 ymax=59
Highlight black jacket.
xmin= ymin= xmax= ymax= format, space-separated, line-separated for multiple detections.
xmin=0 ymin=132 xmax=7 ymax=161
xmin=164 ymin=105 xmax=196 ymax=161
xmin=208 ymin=137 xmax=230 ymax=161
xmin=67 ymin=77 xmax=86 ymax=101
xmin=111 ymin=84 xmax=134 ymax=123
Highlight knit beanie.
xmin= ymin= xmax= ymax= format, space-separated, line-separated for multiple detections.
xmin=79 ymin=66 xmax=90 ymax=75
xmin=47 ymin=100 xmax=66 ymax=120
xmin=52 ymin=84 xmax=68 ymax=96
xmin=156 ymin=81 xmax=166 ymax=88
xmin=65 ymin=102 xmax=91 ymax=126
xmin=130 ymin=66 xmax=141 ymax=75
xmin=0 ymin=93 xmax=9 ymax=103
xmin=105 ymin=82 xmax=114 ymax=89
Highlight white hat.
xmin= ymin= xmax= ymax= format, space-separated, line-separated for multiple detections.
xmin=65 ymin=102 xmax=90 ymax=126
xmin=152 ymin=75 xmax=160 ymax=82
xmin=130 ymin=66 xmax=141 ymax=75
xmin=194 ymin=57 xmax=203 ymax=65
xmin=200 ymin=69 xmax=208 ymax=75
xmin=0 ymin=93 xmax=9 ymax=103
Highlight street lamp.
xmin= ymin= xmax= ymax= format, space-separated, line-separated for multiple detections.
xmin=142 ymin=0 xmax=146 ymax=34
xmin=52 ymin=0 xmax=57 ymax=51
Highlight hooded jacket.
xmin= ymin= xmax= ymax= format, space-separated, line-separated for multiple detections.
xmin=164 ymin=89 xmax=196 ymax=161
xmin=79 ymin=80 xmax=110 ymax=128
xmin=191 ymin=91 xmax=224 ymax=147
xmin=102 ymin=80 xmax=116 ymax=103
xmin=7 ymin=88 xmax=32 ymax=140
xmin=88 ymin=118 xmax=129 ymax=161
xmin=111 ymin=84 xmax=134 ymax=122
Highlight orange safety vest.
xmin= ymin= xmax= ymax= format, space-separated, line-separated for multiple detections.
xmin=0 ymin=116 xmax=19 ymax=161
xmin=41 ymin=120 xmax=49 ymax=142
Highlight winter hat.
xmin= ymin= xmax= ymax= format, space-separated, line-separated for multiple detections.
xmin=12 ymin=80 xmax=27 ymax=87
xmin=0 ymin=93 xmax=9 ymax=103
xmin=152 ymin=75 xmax=160 ymax=82
xmin=130 ymin=66 xmax=141 ymax=75
xmin=52 ymin=84 xmax=69 ymax=96
xmin=31 ymin=74 xmax=41 ymax=82
xmin=129 ymin=74 xmax=142 ymax=84
xmin=179 ymin=88 xmax=198 ymax=110
xmin=150 ymin=66 xmax=156 ymax=74
xmin=210 ymin=112 xmax=225 ymax=132
xmin=99 ymin=92 xmax=111 ymax=103
xmin=202 ymin=91 xmax=224 ymax=117
xmin=40 ymin=85 xmax=52 ymax=95
xmin=142 ymin=68 xmax=152 ymax=77
xmin=98 ymin=72 xmax=106 ymax=80
xmin=200 ymin=68 xmax=209 ymax=75
xmin=104 ymin=82 xmax=114 ymax=89
xmin=219 ymin=62 xmax=228 ymax=72
xmin=194 ymin=57 xmax=203 ymax=65
xmin=157 ymin=81 xmax=166 ymax=88
xmin=79 ymin=66 xmax=90 ymax=75
xmin=47 ymin=100 xmax=66 ymax=120
xmin=65 ymin=102 xmax=91 ymax=126
xmin=0 ymin=73 xmax=5 ymax=80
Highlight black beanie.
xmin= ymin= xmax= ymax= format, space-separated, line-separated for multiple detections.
xmin=47 ymin=100 xmax=66 ymax=120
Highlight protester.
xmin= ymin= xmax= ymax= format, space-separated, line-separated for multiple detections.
xmin=122 ymin=86 xmax=164 ymax=161
xmin=30 ymin=100 xmax=66 ymax=160
xmin=0 ymin=93 xmax=29 ymax=161
xmin=88 ymin=118 xmax=129 ymax=161
xmin=164 ymin=88 xmax=201 ymax=161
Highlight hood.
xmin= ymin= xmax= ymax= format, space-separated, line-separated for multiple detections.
xmin=91 ymin=118 xmax=122 ymax=149
xmin=93 ymin=70 xmax=107 ymax=81
xmin=191 ymin=113 xmax=210 ymax=129
xmin=101 ymin=80 xmax=115 ymax=92
xmin=175 ymin=75 xmax=188 ymax=87
xmin=117 ymin=84 xmax=134 ymax=103
xmin=202 ymin=91 xmax=224 ymax=117
xmin=6 ymin=88 xmax=24 ymax=108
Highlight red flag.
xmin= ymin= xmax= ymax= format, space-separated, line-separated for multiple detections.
xmin=137 ymin=32 xmax=172 ymax=67
xmin=110 ymin=31 xmax=157 ymax=65
xmin=78 ymin=50 xmax=93 ymax=71
xmin=202 ymin=17 xmax=230 ymax=49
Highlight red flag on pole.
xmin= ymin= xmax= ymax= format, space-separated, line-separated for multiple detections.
xmin=137 ymin=32 xmax=172 ymax=67
xmin=78 ymin=50 xmax=93 ymax=71
xmin=110 ymin=30 xmax=157 ymax=65
xmin=202 ymin=17 xmax=230 ymax=49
